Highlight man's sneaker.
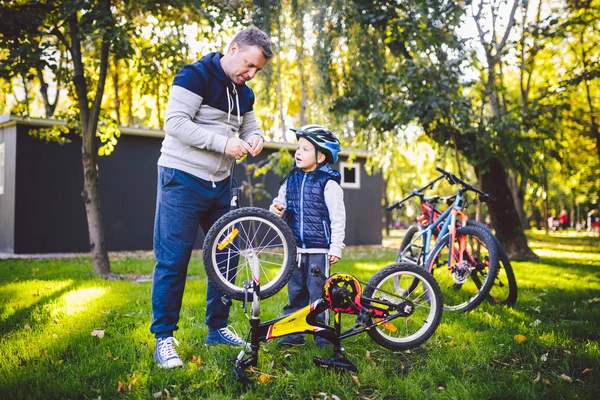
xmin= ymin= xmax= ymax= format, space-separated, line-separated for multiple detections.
xmin=278 ymin=334 xmax=305 ymax=347
xmin=315 ymin=336 xmax=332 ymax=349
xmin=154 ymin=337 xmax=184 ymax=369
xmin=205 ymin=327 xmax=247 ymax=347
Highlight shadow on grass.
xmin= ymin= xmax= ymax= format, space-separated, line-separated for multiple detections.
xmin=0 ymin=280 xmax=77 ymax=336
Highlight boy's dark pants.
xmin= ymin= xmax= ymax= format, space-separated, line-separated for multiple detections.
xmin=283 ymin=253 xmax=329 ymax=324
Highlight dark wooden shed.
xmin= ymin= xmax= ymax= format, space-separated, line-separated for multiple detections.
xmin=0 ymin=114 xmax=383 ymax=254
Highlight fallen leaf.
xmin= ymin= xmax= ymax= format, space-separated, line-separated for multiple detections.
xmin=365 ymin=351 xmax=376 ymax=365
xmin=582 ymin=368 xmax=592 ymax=375
xmin=352 ymin=375 xmax=361 ymax=387
xmin=514 ymin=334 xmax=527 ymax=344
xmin=128 ymin=374 xmax=139 ymax=391
xmin=190 ymin=355 xmax=205 ymax=366
xmin=91 ymin=329 xmax=105 ymax=339
xmin=25 ymin=322 xmax=31 ymax=330
xmin=117 ymin=381 xmax=126 ymax=393
xmin=153 ymin=391 xmax=163 ymax=398
xmin=559 ymin=374 xmax=572 ymax=383
xmin=57 ymin=360 xmax=63 ymax=365
xmin=257 ymin=374 xmax=272 ymax=384
xmin=534 ymin=371 xmax=541 ymax=383
xmin=544 ymin=378 xmax=551 ymax=386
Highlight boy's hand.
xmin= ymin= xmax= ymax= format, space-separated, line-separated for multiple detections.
xmin=328 ymin=255 xmax=340 ymax=265
xmin=271 ymin=203 xmax=285 ymax=217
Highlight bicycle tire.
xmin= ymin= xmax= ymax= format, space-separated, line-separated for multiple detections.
xmin=426 ymin=226 xmax=499 ymax=312
xmin=363 ymin=263 xmax=443 ymax=350
xmin=397 ymin=225 xmax=424 ymax=265
xmin=466 ymin=220 xmax=517 ymax=306
xmin=202 ymin=207 xmax=296 ymax=301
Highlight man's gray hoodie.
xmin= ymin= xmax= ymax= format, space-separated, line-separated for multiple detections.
xmin=158 ymin=52 xmax=263 ymax=183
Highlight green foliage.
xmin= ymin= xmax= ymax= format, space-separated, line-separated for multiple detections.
xmin=96 ymin=114 xmax=121 ymax=156
xmin=28 ymin=125 xmax=71 ymax=145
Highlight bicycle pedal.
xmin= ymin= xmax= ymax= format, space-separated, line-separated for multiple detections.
xmin=312 ymin=355 xmax=357 ymax=373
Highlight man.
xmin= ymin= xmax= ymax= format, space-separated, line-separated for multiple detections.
xmin=151 ymin=26 xmax=273 ymax=369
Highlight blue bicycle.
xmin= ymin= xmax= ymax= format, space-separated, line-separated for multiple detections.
xmin=387 ymin=167 xmax=500 ymax=312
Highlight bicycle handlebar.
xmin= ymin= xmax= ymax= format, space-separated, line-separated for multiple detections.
xmin=434 ymin=166 xmax=495 ymax=203
xmin=385 ymin=173 xmax=447 ymax=211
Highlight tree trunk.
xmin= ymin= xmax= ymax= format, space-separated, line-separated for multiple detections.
xmin=297 ymin=11 xmax=306 ymax=127
xmin=113 ymin=58 xmax=121 ymax=125
xmin=37 ymin=69 xmax=58 ymax=118
xmin=276 ymin=12 xmax=285 ymax=139
xmin=68 ymin=11 xmax=112 ymax=276
xmin=478 ymin=158 xmax=538 ymax=260
xmin=508 ymin=172 xmax=527 ymax=229
xmin=382 ymin=176 xmax=390 ymax=237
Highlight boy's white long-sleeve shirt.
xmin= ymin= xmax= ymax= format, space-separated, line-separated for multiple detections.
xmin=270 ymin=181 xmax=346 ymax=258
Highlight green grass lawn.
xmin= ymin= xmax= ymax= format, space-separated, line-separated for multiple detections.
xmin=1 ymin=233 xmax=599 ymax=399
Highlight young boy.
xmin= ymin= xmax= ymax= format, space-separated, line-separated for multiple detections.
xmin=269 ymin=124 xmax=346 ymax=348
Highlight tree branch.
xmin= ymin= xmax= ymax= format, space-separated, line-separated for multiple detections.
xmin=492 ymin=0 xmax=519 ymax=63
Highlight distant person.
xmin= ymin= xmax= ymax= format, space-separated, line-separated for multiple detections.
xmin=559 ymin=210 xmax=569 ymax=231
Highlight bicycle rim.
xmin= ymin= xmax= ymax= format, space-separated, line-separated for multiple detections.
xmin=368 ymin=269 xmax=440 ymax=345
xmin=428 ymin=227 xmax=498 ymax=311
xmin=208 ymin=214 xmax=292 ymax=298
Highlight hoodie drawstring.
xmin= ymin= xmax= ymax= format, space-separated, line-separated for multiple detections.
xmin=226 ymin=84 xmax=241 ymax=125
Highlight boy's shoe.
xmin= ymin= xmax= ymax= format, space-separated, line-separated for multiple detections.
xmin=278 ymin=334 xmax=305 ymax=347
xmin=154 ymin=337 xmax=184 ymax=369
xmin=315 ymin=336 xmax=332 ymax=349
xmin=205 ymin=327 xmax=247 ymax=347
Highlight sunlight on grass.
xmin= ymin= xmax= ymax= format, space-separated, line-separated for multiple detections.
xmin=0 ymin=280 xmax=73 ymax=322
xmin=530 ymin=247 xmax=600 ymax=262
xmin=59 ymin=287 xmax=107 ymax=315
xmin=353 ymin=261 xmax=396 ymax=273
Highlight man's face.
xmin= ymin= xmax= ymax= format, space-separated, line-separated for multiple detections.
xmin=225 ymin=43 xmax=268 ymax=85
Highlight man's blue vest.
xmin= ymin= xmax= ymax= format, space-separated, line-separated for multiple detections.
xmin=285 ymin=165 xmax=341 ymax=248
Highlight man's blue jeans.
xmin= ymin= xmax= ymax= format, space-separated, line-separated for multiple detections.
xmin=150 ymin=166 xmax=233 ymax=338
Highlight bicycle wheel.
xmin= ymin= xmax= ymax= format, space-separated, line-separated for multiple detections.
xmin=466 ymin=221 xmax=518 ymax=306
xmin=426 ymin=226 xmax=499 ymax=312
xmin=202 ymin=207 xmax=296 ymax=301
xmin=396 ymin=225 xmax=424 ymax=265
xmin=363 ymin=263 xmax=443 ymax=350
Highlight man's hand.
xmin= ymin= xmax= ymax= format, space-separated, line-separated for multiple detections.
xmin=271 ymin=203 xmax=285 ymax=218
xmin=225 ymin=137 xmax=253 ymax=159
xmin=328 ymin=255 xmax=340 ymax=265
xmin=247 ymin=135 xmax=264 ymax=157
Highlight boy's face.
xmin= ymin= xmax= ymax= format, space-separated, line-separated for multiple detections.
xmin=295 ymin=137 xmax=324 ymax=172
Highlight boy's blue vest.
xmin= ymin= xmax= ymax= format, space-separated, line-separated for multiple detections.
xmin=285 ymin=165 xmax=341 ymax=248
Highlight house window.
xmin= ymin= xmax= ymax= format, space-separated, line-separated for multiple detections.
xmin=340 ymin=161 xmax=360 ymax=189
xmin=0 ymin=143 xmax=4 ymax=195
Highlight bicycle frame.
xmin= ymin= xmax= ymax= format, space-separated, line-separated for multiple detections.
xmin=398 ymin=189 xmax=469 ymax=271
xmin=234 ymin=251 xmax=415 ymax=387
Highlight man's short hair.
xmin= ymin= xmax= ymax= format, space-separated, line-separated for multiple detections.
xmin=232 ymin=26 xmax=274 ymax=60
